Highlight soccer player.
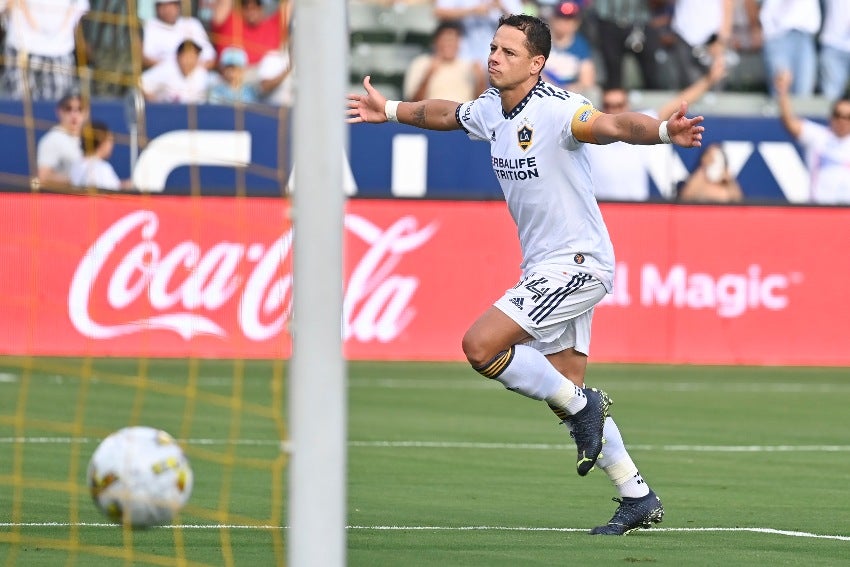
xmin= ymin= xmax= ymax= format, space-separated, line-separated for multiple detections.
xmin=347 ymin=14 xmax=705 ymax=535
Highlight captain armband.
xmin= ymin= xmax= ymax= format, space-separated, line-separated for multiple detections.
xmin=570 ymin=103 xmax=602 ymax=144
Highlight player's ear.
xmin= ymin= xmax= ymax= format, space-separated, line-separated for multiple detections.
xmin=531 ymin=55 xmax=546 ymax=75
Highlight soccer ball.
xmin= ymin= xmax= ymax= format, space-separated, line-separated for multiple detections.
xmin=87 ymin=426 xmax=193 ymax=528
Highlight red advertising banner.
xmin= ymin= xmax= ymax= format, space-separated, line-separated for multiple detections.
xmin=1 ymin=193 xmax=848 ymax=365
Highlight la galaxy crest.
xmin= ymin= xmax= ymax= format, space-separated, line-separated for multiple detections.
xmin=517 ymin=120 xmax=533 ymax=151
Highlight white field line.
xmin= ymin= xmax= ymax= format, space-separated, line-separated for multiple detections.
xmin=0 ymin=523 xmax=847 ymax=541
xmin=2 ymin=371 xmax=850 ymax=393
xmin=346 ymin=379 xmax=850 ymax=394
xmin=1 ymin=437 xmax=850 ymax=453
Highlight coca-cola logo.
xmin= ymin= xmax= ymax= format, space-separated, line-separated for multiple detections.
xmin=68 ymin=210 xmax=438 ymax=343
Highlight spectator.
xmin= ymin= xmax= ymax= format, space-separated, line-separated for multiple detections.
xmin=141 ymin=38 xmax=209 ymax=103
xmin=818 ymin=0 xmax=850 ymax=102
xmin=775 ymin=70 xmax=850 ymax=205
xmin=730 ymin=0 xmax=761 ymax=53
xmin=35 ymin=93 xmax=86 ymax=187
xmin=434 ymin=0 xmax=524 ymax=74
xmin=70 ymin=120 xmax=131 ymax=191
xmin=208 ymin=46 xmax=259 ymax=104
xmin=541 ymin=0 xmax=596 ymax=95
xmin=587 ymin=56 xmax=726 ymax=201
xmin=760 ymin=0 xmax=820 ymax=97
xmin=210 ymin=0 xmax=291 ymax=81
xmin=724 ymin=0 xmax=763 ymax=90
xmin=584 ymin=0 xmax=669 ymax=90
xmin=0 ymin=0 xmax=89 ymax=101
xmin=257 ymin=47 xmax=293 ymax=106
xmin=669 ymin=0 xmax=733 ymax=89
xmin=403 ymin=20 xmax=486 ymax=103
xmin=676 ymin=142 xmax=742 ymax=202
xmin=142 ymin=0 xmax=217 ymax=70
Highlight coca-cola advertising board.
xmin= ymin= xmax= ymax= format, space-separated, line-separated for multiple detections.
xmin=1 ymin=193 xmax=848 ymax=365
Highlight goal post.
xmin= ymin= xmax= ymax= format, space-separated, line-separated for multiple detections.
xmin=288 ymin=0 xmax=349 ymax=565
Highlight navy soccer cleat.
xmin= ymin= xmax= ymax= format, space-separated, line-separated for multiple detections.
xmin=589 ymin=490 xmax=665 ymax=535
xmin=567 ymin=387 xmax=612 ymax=476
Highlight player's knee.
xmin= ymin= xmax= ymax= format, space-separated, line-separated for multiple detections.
xmin=461 ymin=331 xmax=490 ymax=369
xmin=463 ymin=331 xmax=515 ymax=379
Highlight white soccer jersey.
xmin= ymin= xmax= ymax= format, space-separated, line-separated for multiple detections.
xmin=456 ymin=79 xmax=615 ymax=291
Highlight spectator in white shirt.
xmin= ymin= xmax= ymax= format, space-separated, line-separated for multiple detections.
xmin=141 ymin=38 xmax=209 ymax=103
xmin=142 ymin=0 xmax=216 ymax=70
xmin=257 ymin=48 xmax=293 ymax=106
xmin=35 ymin=93 xmax=87 ymax=188
xmin=775 ymin=70 xmax=850 ymax=205
xmin=70 ymin=120 xmax=131 ymax=191
xmin=669 ymin=0 xmax=733 ymax=89
xmin=0 ymin=0 xmax=90 ymax=100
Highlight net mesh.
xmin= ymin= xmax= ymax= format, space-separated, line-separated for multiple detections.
xmin=0 ymin=1 xmax=291 ymax=565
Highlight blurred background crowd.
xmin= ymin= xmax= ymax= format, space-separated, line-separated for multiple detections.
xmin=1 ymin=0 xmax=849 ymax=203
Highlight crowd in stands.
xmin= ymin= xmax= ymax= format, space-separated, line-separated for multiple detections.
xmin=1 ymin=0 xmax=849 ymax=203
xmin=400 ymin=0 xmax=849 ymax=204
xmin=0 ymin=0 xmax=293 ymax=106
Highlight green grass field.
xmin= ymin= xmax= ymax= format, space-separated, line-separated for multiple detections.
xmin=1 ymin=358 xmax=849 ymax=566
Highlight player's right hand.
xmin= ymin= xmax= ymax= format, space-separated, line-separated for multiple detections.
xmin=346 ymin=76 xmax=388 ymax=124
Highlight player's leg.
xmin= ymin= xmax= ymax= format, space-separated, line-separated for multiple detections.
xmin=590 ymin=432 xmax=664 ymax=534
xmin=588 ymin=416 xmax=664 ymax=535
xmin=463 ymin=269 xmax=611 ymax=475
xmin=544 ymin=320 xmax=664 ymax=534
xmin=462 ymin=306 xmax=586 ymax=410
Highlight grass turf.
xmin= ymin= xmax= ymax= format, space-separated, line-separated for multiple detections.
xmin=1 ymin=358 xmax=849 ymax=566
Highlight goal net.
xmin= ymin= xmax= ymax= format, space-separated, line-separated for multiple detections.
xmin=0 ymin=0 xmax=318 ymax=564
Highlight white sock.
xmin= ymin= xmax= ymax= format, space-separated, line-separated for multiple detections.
xmin=484 ymin=345 xmax=586 ymax=413
xmin=597 ymin=417 xmax=650 ymax=499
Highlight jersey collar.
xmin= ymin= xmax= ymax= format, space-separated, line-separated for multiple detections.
xmin=503 ymin=78 xmax=545 ymax=120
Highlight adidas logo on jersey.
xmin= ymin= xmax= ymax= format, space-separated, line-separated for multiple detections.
xmin=510 ymin=297 xmax=524 ymax=310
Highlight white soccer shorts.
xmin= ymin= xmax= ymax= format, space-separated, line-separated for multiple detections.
xmin=493 ymin=267 xmax=607 ymax=356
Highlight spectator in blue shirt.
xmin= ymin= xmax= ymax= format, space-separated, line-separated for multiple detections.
xmin=208 ymin=46 xmax=260 ymax=105
xmin=542 ymin=1 xmax=596 ymax=95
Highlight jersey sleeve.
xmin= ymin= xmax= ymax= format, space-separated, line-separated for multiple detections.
xmin=456 ymin=90 xmax=495 ymax=142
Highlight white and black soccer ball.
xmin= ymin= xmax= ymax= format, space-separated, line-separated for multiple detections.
xmin=87 ymin=426 xmax=193 ymax=528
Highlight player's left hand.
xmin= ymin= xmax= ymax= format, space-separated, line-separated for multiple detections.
xmin=666 ymin=101 xmax=705 ymax=148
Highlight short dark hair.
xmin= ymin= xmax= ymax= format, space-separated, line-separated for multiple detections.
xmin=497 ymin=14 xmax=551 ymax=61
xmin=80 ymin=120 xmax=112 ymax=154
xmin=433 ymin=20 xmax=463 ymax=40
xmin=176 ymin=39 xmax=201 ymax=55
xmin=56 ymin=93 xmax=83 ymax=109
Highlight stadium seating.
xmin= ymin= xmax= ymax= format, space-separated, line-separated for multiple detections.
xmin=348 ymin=1 xmax=438 ymax=100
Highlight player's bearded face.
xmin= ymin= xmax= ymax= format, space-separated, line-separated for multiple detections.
xmin=487 ymin=26 xmax=539 ymax=89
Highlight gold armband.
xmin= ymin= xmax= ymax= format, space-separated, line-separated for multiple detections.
xmin=571 ymin=104 xmax=602 ymax=144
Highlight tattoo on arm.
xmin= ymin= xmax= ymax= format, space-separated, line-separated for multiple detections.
xmin=411 ymin=103 xmax=427 ymax=127
xmin=630 ymin=123 xmax=648 ymax=140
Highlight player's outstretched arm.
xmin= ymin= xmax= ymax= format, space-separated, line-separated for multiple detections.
xmin=346 ymin=76 xmax=461 ymax=131
xmin=587 ymin=100 xmax=704 ymax=148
